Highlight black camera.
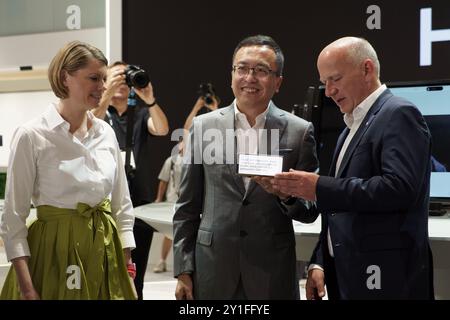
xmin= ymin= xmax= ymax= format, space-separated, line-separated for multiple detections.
xmin=125 ymin=65 xmax=150 ymax=89
xmin=198 ymin=83 xmax=216 ymax=105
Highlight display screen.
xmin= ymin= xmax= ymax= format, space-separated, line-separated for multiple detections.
xmin=388 ymin=80 xmax=450 ymax=202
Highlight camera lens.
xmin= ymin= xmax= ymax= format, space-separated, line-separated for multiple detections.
xmin=198 ymin=83 xmax=215 ymax=105
xmin=125 ymin=65 xmax=150 ymax=89
xmin=204 ymin=95 xmax=213 ymax=105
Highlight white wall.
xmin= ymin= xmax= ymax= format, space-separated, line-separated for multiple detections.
xmin=0 ymin=91 xmax=57 ymax=171
xmin=0 ymin=28 xmax=106 ymax=71
xmin=0 ymin=0 xmax=122 ymax=71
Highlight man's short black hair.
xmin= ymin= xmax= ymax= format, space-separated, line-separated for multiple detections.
xmin=232 ymin=35 xmax=284 ymax=76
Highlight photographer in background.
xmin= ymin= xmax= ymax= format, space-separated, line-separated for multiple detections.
xmin=183 ymin=83 xmax=220 ymax=132
xmin=92 ymin=61 xmax=169 ymax=300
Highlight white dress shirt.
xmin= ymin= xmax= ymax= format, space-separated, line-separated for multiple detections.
xmin=234 ymin=100 xmax=270 ymax=190
xmin=0 ymin=103 xmax=135 ymax=261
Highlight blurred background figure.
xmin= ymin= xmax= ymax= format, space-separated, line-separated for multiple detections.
xmin=153 ymin=84 xmax=220 ymax=273
xmin=153 ymin=139 xmax=184 ymax=273
xmin=183 ymin=83 xmax=220 ymax=133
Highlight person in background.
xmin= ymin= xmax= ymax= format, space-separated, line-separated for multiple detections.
xmin=272 ymin=37 xmax=434 ymax=300
xmin=152 ymin=139 xmax=184 ymax=273
xmin=153 ymin=91 xmax=220 ymax=274
xmin=0 ymin=41 xmax=136 ymax=299
xmin=92 ymin=61 xmax=169 ymax=300
xmin=183 ymin=94 xmax=220 ymax=133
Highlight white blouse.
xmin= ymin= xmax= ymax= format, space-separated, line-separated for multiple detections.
xmin=0 ymin=103 xmax=135 ymax=261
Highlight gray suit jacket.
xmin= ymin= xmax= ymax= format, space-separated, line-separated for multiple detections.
xmin=173 ymin=102 xmax=319 ymax=299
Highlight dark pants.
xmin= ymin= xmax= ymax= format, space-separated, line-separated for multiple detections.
xmin=428 ymin=244 xmax=435 ymax=300
xmin=131 ymin=217 xmax=154 ymax=300
xmin=324 ymin=247 xmax=435 ymax=300
xmin=231 ymin=276 xmax=248 ymax=300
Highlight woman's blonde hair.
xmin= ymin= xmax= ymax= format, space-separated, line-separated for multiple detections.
xmin=48 ymin=41 xmax=108 ymax=99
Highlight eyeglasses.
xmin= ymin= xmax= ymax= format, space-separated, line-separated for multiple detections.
xmin=232 ymin=65 xmax=277 ymax=79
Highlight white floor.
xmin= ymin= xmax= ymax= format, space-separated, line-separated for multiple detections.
xmin=142 ymin=264 xmax=177 ymax=300
xmin=142 ymin=262 xmax=310 ymax=300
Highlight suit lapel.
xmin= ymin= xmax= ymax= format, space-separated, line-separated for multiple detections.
xmin=262 ymin=102 xmax=287 ymax=155
xmin=335 ymin=90 xmax=392 ymax=178
xmin=218 ymin=105 xmax=246 ymax=196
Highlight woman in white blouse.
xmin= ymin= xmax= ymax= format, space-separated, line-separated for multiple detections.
xmin=0 ymin=41 xmax=137 ymax=300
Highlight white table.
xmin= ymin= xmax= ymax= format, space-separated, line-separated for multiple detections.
xmin=134 ymin=202 xmax=176 ymax=239
xmin=134 ymin=201 xmax=450 ymax=241
xmin=3 ymin=200 xmax=446 ymax=242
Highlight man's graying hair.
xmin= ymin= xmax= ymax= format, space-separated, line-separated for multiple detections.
xmin=232 ymin=35 xmax=284 ymax=76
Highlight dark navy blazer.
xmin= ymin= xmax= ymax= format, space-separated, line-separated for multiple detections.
xmin=311 ymin=89 xmax=433 ymax=299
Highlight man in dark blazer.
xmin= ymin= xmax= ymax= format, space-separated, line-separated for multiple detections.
xmin=272 ymin=37 xmax=434 ymax=299
xmin=172 ymin=35 xmax=319 ymax=300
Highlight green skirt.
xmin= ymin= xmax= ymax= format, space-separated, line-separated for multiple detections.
xmin=1 ymin=199 xmax=137 ymax=300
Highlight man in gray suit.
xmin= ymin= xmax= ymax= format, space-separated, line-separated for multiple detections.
xmin=173 ymin=35 xmax=319 ymax=300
